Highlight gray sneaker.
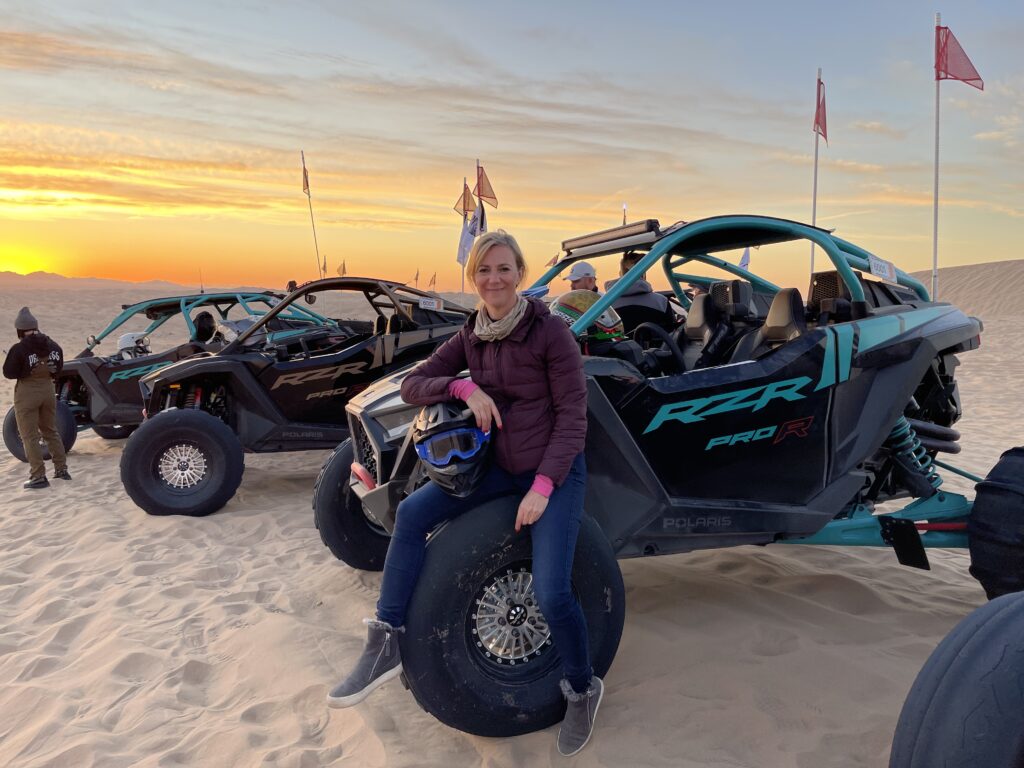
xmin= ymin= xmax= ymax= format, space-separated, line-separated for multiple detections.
xmin=327 ymin=619 xmax=403 ymax=708
xmin=557 ymin=676 xmax=604 ymax=756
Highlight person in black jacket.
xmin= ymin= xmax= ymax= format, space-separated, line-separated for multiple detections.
xmin=3 ymin=307 xmax=70 ymax=489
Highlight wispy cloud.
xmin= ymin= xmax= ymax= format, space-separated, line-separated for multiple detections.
xmin=853 ymin=120 xmax=906 ymax=139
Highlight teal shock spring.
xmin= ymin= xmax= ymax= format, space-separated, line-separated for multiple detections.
xmin=887 ymin=416 xmax=943 ymax=491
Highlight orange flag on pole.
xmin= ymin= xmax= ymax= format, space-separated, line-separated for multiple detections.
xmin=453 ymin=181 xmax=475 ymax=215
xmin=474 ymin=164 xmax=498 ymax=208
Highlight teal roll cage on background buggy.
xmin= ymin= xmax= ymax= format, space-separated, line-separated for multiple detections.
xmin=531 ymin=214 xmax=974 ymax=567
xmin=84 ymin=291 xmax=334 ymax=351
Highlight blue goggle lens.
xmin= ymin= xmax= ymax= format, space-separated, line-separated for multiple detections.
xmin=415 ymin=427 xmax=489 ymax=466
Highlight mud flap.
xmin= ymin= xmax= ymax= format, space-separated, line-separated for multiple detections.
xmin=879 ymin=516 xmax=930 ymax=570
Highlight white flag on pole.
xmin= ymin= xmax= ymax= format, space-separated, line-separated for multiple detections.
xmin=456 ymin=200 xmax=487 ymax=266
xmin=738 ymin=247 xmax=750 ymax=271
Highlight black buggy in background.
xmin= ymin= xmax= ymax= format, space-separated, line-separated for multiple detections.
xmin=118 ymin=278 xmax=470 ymax=517
xmin=314 ymin=215 xmax=1021 ymax=738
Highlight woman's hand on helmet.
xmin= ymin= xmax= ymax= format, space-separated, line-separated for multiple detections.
xmin=515 ymin=490 xmax=548 ymax=532
xmin=465 ymin=388 xmax=503 ymax=433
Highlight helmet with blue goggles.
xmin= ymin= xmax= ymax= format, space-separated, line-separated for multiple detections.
xmin=412 ymin=402 xmax=493 ymax=498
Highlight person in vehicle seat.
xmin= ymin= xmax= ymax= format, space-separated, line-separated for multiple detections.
xmin=192 ymin=311 xmax=217 ymax=344
xmin=327 ymin=230 xmax=602 ymax=756
xmin=3 ymin=307 xmax=70 ymax=489
xmin=562 ymin=261 xmax=600 ymax=293
xmin=604 ymin=251 xmax=677 ymax=333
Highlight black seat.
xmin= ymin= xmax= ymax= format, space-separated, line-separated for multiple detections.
xmin=681 ymin=294 xmax=728 ymax=370
xmin=385 ymin=313 xmax=416 ymax=334
xmin=729 ymin=288 xmax=807 ymax=362
xmin=193 ymin=311 xmax=216 ymax=343
xmin=616 ymin=303 xmax=674 ymax=336
xmin=373 ymin=314 xmax=387 ymax=335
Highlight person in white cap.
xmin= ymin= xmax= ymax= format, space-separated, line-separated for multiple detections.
xmin=562 ymin=262 xmax=600 ymax=293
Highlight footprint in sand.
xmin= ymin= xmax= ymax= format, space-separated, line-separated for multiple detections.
xmin=749 ymin=625 xmax=801 ymax=657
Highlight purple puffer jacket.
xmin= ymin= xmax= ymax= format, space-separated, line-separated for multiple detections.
xmin=400 ymin=297 xmax=587 ymax=487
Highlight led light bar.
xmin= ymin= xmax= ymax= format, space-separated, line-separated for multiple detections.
xmin=561 ymin=219 xmax=661 ymax=252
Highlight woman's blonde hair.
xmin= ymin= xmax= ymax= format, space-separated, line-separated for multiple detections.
xmin=466 ymin=230 xmax=528 ymax=287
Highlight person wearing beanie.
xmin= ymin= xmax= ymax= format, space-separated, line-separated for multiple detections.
xmin=3 ymin=308 xmax=70 ymax=489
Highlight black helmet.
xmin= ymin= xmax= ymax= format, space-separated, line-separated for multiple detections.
xmin=412 ymin=402 xmax=491 ymax=498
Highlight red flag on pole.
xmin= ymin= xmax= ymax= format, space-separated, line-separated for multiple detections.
xmin=935 ymin=25 xmax=984 ymax=90
xmin=474 ymin=165 xmax=498 ymax=208
xmin=453 ymin=182 xmax=475 ymax=215
xmin=813 ymin=76 xmax=828 ymax=143
xmin=428 ymin=272 xmax=436 ymax=289
xmin=546 ymin=253 xmax=559 ymax=267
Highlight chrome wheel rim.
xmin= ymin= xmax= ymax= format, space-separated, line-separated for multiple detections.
xmin=157 ymin=443 xmax=207 ymax=489
xmin=472 ymin=566 xmax=551 ymax=664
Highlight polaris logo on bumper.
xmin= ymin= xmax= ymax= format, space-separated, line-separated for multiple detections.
xmin=644 ymin=376 xmax=812 ymax=433
xmin=663 ymin=516 xmax=732 ymax=530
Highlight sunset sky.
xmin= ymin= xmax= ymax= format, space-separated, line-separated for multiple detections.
xmin=1 ymin=0 xmax=1021 ymax=292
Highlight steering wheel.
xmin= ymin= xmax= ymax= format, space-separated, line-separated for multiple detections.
xmin=631 ymin=322 xmax=687 ymax=372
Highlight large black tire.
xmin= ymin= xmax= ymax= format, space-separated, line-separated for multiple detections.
xmin=313 ymin=439 xmax=390 ymax=571
xmin=968 ymin=446 xmax=1024 ymax=599
xmin=93 ymin=424 xmax=137 ymax=440
xmin=3 ymin=401 xmax=78 ymax=463
xmin=889 ymin=591 xmax=1024 ymax=768
xmin=120 ymin=409 xmax=244 ymax=517
xmin=400 ymin=499 xmax=625 ymax=737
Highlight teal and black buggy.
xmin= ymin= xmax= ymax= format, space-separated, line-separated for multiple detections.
xmin=3 ymin=290 xmax=331 ymax=461
xmin=321 ymin=214 xmax=1021 ymax=737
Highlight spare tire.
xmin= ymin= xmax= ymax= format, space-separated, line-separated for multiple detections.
xmin=120 ymin=409 xmax=243 ymax=516
xmin=968 ymin=446 xmax=1024 ymax=599
xmin=889 ymin=592 xmax=1024 ymax=767
xmin=400 ymin=499 xmax=625 ymax=737
xmin=313 ymin=439 xmax=390 ymax=571
xmin=3 ymin=401 xmax=78 ymax=463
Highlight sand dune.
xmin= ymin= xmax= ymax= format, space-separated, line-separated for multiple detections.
xmin=0 ymin=269 xmax=1019 ymax=767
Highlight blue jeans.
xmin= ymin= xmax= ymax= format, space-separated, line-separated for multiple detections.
xmin=376 ymin=453 xmax=592 ymax=692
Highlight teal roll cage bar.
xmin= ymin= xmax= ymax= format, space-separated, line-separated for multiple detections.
xmin=532 ymin=215 xmax=930 ymax=337
xmin=531 ymin=215 xmax=974 ymax=559
xmin=86 ymin=292 xmax=334 ymax=351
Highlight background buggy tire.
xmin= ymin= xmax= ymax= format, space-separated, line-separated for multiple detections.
xmin=93 ymin=424 xmax=137 ymax=440
xmin=3 ymin=401 xmax=77 ymax=463
xmin=313 ymin=439 xmax=390 ymax=571
xmin=889 ymin=592 xmax=1024 ymax=768
xmin=120 ymin=409 xmax=243 ymax=517
xmin=400 ymin=499 xmax=625 ymax=737
xmin=968 ymin=446 xmax=1024 ymax=599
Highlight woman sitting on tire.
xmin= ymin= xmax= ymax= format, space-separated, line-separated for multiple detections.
xmin=327 ymin=230 xmax=601 ymax=756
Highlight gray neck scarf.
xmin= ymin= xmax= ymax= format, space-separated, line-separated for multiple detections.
xmin=474 ymin=296 xmax=528 ymax=342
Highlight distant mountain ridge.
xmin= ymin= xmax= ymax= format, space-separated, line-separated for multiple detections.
xmin=0 ymin=270 xmax=270 ymax=294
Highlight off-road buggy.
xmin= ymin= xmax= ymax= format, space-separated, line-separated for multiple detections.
xmin=2 ymin=291 xmax=314 ymax=462
xmin=314 ymin=215 xmax=1021 ymax=737
xmin=119 ymin=278 xmax=470 ymax=517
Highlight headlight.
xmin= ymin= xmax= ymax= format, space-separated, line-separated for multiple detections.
xmin=367 ymin=392 xmax=418 ymax=441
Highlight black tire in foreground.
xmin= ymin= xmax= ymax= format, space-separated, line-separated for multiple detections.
xmin=400 ymin=499 xmax=625 ymax=737
xmin=93 ymin=424 xmax=137 ymax=440
xmin=3 ymin=401 xmax=78 ymax=463
xmin=120 ymin=409 xmax=244 ymax=517
xmin=889 ymin=591 xmax=1024 ymax=768
xmin=968 ymin=446 xmax=1024 ymax=599
xmin=313 ymin=439 xmax=390 ymax=571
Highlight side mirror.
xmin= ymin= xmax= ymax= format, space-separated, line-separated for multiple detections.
xmin=304 ymin=293 xmax=318 ymax=305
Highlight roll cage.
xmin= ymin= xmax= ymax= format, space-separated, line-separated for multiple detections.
xmin=83 ymin=291 xmax=325 ymax=353
xmin=226 ymin=277 xmax=471 ymax=352
xmin=531 ymin=215 xmax=932 ymax=336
